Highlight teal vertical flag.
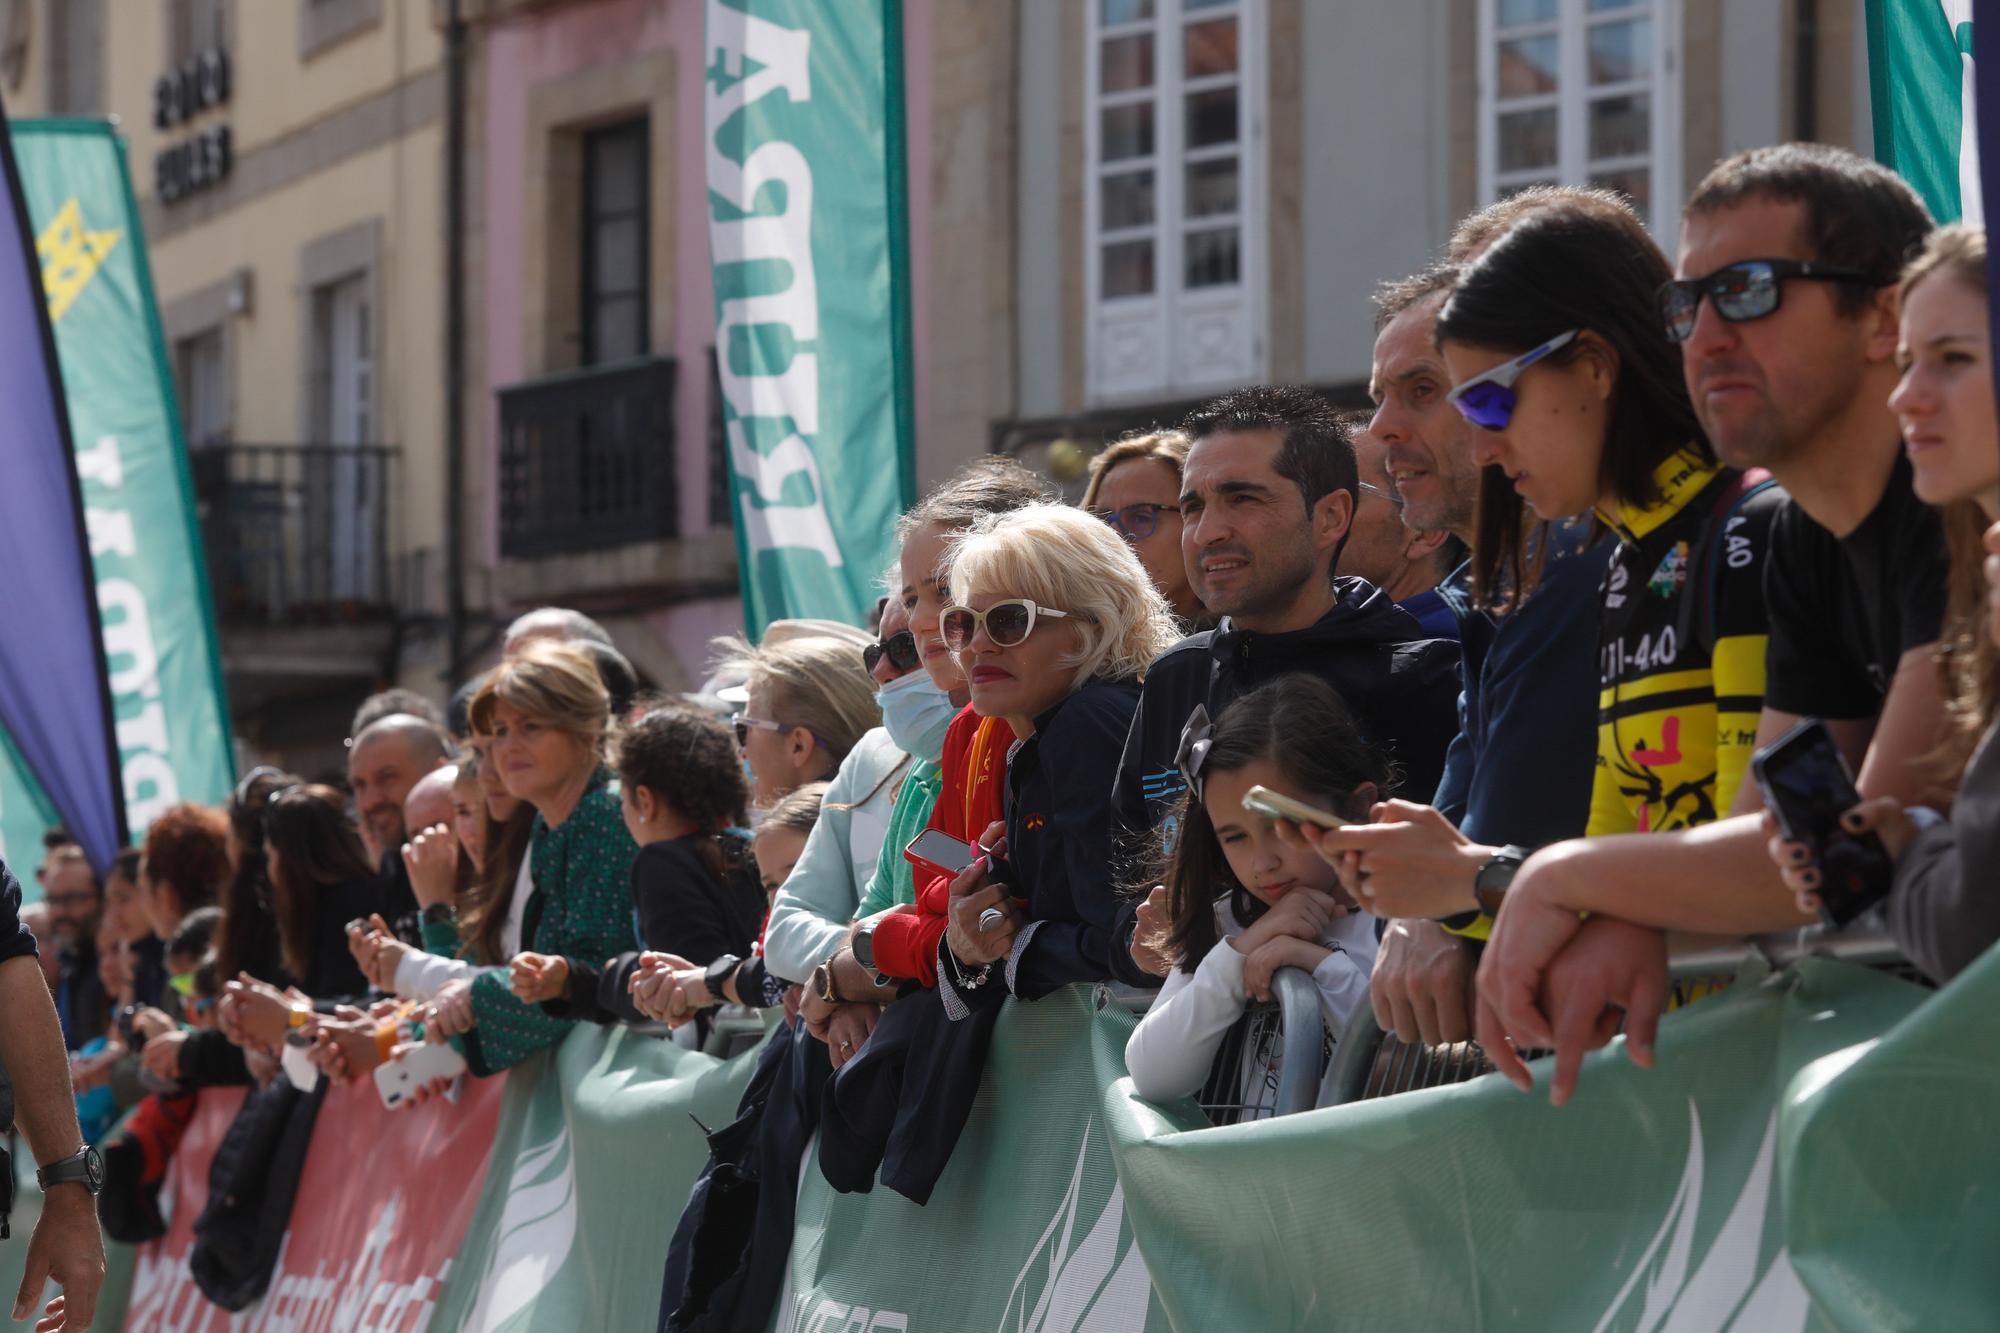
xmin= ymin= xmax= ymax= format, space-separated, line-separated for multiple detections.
xmin=1868 ymin=0 xmax=1980 ymax=222
xmin=704 ymin=0 xmax=918 ymax=638
xmin=7 ymin=120 xmax=236 ymax=853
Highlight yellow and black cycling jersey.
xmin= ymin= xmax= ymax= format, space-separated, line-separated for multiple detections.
xmin=1588 ymin=450 xmax=1786 ymax=837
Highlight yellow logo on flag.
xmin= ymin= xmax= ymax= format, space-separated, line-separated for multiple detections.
xmin=36 ymin=197 xmax=122 ymax=323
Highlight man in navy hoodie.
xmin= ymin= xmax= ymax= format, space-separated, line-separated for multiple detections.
xmin=1107 ymin=385 xmax=1461 ymax=986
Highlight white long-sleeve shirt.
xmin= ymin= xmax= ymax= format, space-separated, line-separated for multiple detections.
xmin=1125 ymin=900 xmax=1376 ymax=1115
xmin=392 ymin=853 xmax=532 ymax=999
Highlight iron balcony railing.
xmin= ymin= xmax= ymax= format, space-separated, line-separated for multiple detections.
xmin=191 ymin=443 xmax=398 ymax=626
xmin=497 ymin=355 xmax=678 ymax=559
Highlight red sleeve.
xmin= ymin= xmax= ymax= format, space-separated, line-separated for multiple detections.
xmin=870 ymin=707 xmax=982 ymax=987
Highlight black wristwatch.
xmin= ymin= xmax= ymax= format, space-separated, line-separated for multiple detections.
xmin=38 ymin=1145 xmax=103 ymax=1196
xmin=851 ymin=921 xmax=880 ymax=973
xmin=1473 ymin=845 xmax=1533 ymax=916
xmin=422 ymin=902 xmax=456 ymax=927
xmin=704 ymin=954 xmax=742 ymax=998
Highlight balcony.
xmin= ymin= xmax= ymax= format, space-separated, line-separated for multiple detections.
xmin=497 ymin=356 xmax=678 ymax=559
xmin=191 ymin=444 xmax=398 ymax=626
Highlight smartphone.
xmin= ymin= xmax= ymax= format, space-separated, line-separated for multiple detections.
xmin=1241 ymin=785 xmax=1346 ymax=830
xmin=1750 ymin=718 xmax=1894 ymax=928
xmin=904 ymin=828 xmax=978 ymax=886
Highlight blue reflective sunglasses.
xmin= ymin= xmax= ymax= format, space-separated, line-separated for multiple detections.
xmin=1446 ymin=329 xmax=1580 ymax=431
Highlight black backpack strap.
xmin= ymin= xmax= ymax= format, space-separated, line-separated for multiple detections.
xmin=1691 ymin=467 xmax=1777 ymax=660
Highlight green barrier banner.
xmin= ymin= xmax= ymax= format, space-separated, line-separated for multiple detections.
xmin=1106 ymin=962 xmax=1931 ymax=1332
xmin=0 ymin=726 xmax=60 ymax=895
xmin=704 ymin=0 xmax=917 ymax=638
xmin=782 ymin=990 xmax=1172 ymax=1333
xmin=8 ymin=120 xmax=235 ymax=841
xmin=432 ymin=1022 xmax=767 ymax=1332
xmin=1867 ymin=0 xmax=1978 ymax=221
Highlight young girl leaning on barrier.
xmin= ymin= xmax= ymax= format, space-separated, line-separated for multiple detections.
xmin=1124 ymin=674 xmax=1384 ymax=1120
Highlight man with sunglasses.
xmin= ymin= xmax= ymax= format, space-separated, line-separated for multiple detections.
xmin=1478 ymin=144 xmax=1951 ymax=1104
xmin=1107 ymin=385 xmax=1461 ymax=985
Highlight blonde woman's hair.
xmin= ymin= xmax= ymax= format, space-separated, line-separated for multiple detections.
xmin=945 ymin=502 xmax=1180 ymax=687
xmin=467 ymin=640 xmax=611 ymax=756
xmin=1901 ymin=224 xmax=2000 ymax=779
xmin=711 ymin=633 xmax=881 ymax=764
xmin=1079 ymin=429 xmax=1192 ymax=511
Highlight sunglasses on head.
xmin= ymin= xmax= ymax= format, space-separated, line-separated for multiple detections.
xmin=1657 ymin=258 xmax=1882 ymax=343
xmin=1097 ymin=502 xmax=1180 ymax=542
xmin=939 ymin=599 xmax=1083 ymax=653
xmin=1447 ymin=329 xmax=1580 ymax=432
xmin=864 ymin=629 xmax=920 ymax=674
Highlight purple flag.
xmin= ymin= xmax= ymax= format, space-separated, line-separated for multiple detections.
xmin=0 ymin=97 xmax=126 ymax=867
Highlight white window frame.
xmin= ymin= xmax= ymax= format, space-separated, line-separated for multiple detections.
xmin=1476 ymin=0 xmax=1682 ymax=237
xmin=1084 ymin=0 xmax=1268 ymax=406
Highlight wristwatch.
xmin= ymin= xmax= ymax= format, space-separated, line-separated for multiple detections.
xmin=704 ymin=954 xmax=742 ymax=998
xmin=809 ymin=960 xmax=841 ymax=1005
xmin=1473 ymin=845 xmax=1534 ymax=916
xmin=38 ymin=1145 xmax=103 ymax=1196
xmin=422 ymin=902 xmax=456 ymax=927
xmin=850 ymin=923 xmax=896 ymax=990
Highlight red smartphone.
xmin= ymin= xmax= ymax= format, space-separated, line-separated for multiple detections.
xmin=904 ymin=828 xmax=978 ymax=887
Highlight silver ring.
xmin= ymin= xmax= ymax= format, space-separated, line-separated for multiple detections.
xmin=840 ymin=1039 xmax=854 ymax=1051
xmin=979 ymin=906 xmax=1006 ymax=931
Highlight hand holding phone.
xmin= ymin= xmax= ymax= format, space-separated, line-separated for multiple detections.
xmin=1751 ymin=719 xmax=1894 ymax=928
xmin=904 ymin=828 xmax=978 ymax=887
xmin=1241 ymin=785 xmax=1347 ymax=830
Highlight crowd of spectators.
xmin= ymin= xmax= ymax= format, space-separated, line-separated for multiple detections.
xmin=8 ymin=139 xmax=1999 ymax=1329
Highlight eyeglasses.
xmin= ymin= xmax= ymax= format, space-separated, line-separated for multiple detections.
xmin=1657 ymin=258 xmax=1882 ymax=343
xmin=939 ymin=599 xmax=1085 ymax=652
xmin=864 ymin=629 xmax=920 ymax=674
xmin=1447 ymin=329 xmax=1580 ymax=432
xmin=1357 ymin=481 xmax=1403 ymax=510
xmin=731 ymin=714 xmax=788 ymax=748
xmin=1097 ymin=502 xmax=1180 ymax=542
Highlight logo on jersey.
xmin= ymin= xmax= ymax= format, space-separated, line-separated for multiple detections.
xmin=1649 ymin=542 xmax=1689 ymax=599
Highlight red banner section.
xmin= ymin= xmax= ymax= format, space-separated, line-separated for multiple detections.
xmin=123 ymin=1075 xmax=506 ymax=1332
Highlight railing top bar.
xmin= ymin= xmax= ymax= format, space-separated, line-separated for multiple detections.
xmin=1666 ymin=925 xmax=1905 ymax=980
xmin=496 ymin=354 xmax=676 ymax=398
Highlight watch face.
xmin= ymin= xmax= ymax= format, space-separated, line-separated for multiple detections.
xmin=85 ymin=1146 xmax=104 ymax=1191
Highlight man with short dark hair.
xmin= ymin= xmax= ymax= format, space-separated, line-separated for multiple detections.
xmin=1108 ymin=385 xmax=1461 ymax=984
xmin=42 ymin=849 xmax=105 ymax=1051
xmin=1478 ymin=143 xmax=1948 ymax=1102
xmin=1337 ymin=417 xmax=1462 ymax=638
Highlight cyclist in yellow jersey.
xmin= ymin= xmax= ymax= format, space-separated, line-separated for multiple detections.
xmin=1589 ymin=448 xmax=1784 ymax=836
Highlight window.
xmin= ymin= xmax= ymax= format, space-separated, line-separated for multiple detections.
xmin=581 ymin=119 xmax=650 ymax=365
xmin=1479 ymin=0 xmax=1680 ymax=232
xmin=167 ymin=0 xmax=228 ymax=65
xmin=309 ymin=273 xmax=376 ymax=599
xmin=310 ymin=274 xmax=372 ymax=445
xmin=45 ymin=0 xmax=102 ymax=114
xmin=1086 ymin=0 xmax=1265 ymax=403
xmin=175 ymin=329 xmax=228 ymax=448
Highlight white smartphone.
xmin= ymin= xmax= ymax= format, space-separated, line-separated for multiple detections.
xmin=1241 ymin=784 xmax=1346 ymax=830
xmin=373 ymin=1040 xmax=469 ymax=1109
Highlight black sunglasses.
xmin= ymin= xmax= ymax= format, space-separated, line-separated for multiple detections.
xmin=864 ymin=629 xmax=920 ymax=674
xmin=1657 ymin=258 xmax=1884 ymax=343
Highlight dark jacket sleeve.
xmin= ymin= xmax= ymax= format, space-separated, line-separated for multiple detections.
xmin=1887 ymin=724 xmax=2000 ymax=984
xmin=1009 ymin=687 xmax=1137 ymax=1000
xmin=0 ymin=859 xmax=34 ymax=964
xmin=176 ymin=1027 xmax=252 ymax=1088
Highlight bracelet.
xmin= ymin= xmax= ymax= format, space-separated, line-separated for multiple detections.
xmin=946 ymin=946 xmax=992 ymax=991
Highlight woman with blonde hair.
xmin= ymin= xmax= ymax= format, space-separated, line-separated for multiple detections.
xmin=817 ymin=502 xmax=1179 ymax=1203
xmin=1081 ymin=429 xmax=1203 ymax=625
xmin=420 ymin=640 xmax=640 ymax=1075
xmin=715 ymin=633 xmax=882 ymax=810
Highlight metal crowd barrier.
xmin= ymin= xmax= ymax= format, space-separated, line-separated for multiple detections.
xmin=1102 ymin=965 xmax=1327 ymax=1124
xmin=1318 ymin=925 xmax=1916 ymax=1110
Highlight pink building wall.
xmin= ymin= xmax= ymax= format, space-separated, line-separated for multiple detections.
xmin=479 ymin=0 xmax=933 ymax=675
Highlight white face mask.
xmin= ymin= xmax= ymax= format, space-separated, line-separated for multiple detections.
xmin=876 ymin=669 xmax=958 ymax=763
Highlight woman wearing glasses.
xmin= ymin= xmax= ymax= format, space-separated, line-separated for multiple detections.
xmin=1291 ymin=196 xmax=1786 ymax=932
xmin=1082 ymin=429 xmax=1205 ymax=627
xmin=717 ymin=633 xmax=881 ymax=813
xmin=819 ymin=503 xmax=1179 ymax=1202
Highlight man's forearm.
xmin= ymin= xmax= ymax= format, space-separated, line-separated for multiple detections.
xmin=1528 ymin=817 xmax=1818 ymax=935
xmin=0 ymin=955 xmax=86 ymax=1164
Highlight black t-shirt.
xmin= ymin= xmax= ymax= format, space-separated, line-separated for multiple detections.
xmin=1763 ymin=452 xmax=1949 ymax=720
xmin=0 ymin=859 xmax=34 ymax=965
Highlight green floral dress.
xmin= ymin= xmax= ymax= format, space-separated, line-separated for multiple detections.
xmin=452 ymin=768 xmax=640 ymax=1075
